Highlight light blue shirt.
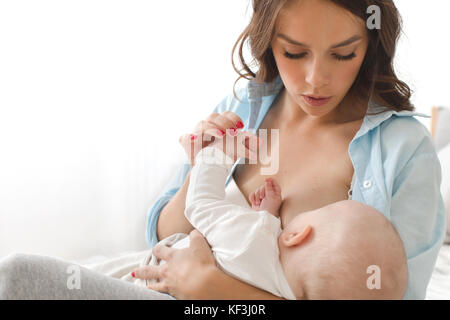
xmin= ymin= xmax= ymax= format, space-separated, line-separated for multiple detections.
xmin=146 ymin=75 xmax=446 ymax=300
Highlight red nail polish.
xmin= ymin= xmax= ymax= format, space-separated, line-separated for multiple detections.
xmin=236 ymin=121 xmax=244 ymax=129
xmin=131 ymin=272 xmax=135 ymax=278
xmin=217 ymin=129 xmax=225 ymax=136
xmin=191 ymin=134 xmax=198 ymax=140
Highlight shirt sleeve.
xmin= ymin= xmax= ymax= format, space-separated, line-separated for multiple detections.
xmin=145 ymin=87 xmax=249 ymax=248
xmin=145 ymin=161 xmax=191 ymax=248
xmin=389 ymin=138 xmax=446 ymax=299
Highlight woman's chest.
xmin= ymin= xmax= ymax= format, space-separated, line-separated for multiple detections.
xmin=233 ymin=122 xmax=358 ymax=227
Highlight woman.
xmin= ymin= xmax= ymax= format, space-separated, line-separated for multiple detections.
xmin=137 ymin=0 xmax=445 ymax=300
xmin=0 ymin=0 xmax=444 ymax=300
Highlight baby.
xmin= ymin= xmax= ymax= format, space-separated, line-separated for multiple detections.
xmin=145 ymin=130 xmax=408 ymax=299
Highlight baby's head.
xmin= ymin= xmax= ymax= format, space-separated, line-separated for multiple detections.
xmin=278 ymin=200 xmax=408 ymax=300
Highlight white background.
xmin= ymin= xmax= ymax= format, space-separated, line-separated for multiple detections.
xmin=0 ymin=0 xmax=449 ymax=261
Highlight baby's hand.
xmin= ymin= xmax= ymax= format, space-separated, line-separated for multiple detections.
xmin=249 ymin=177 xmax=282 ymax=218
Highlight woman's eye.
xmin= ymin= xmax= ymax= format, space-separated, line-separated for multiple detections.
xmin=283 ymin=51 xmax=356 ymax=61
xmin=283 ymin=51 xmax=307 ymax=59
xmin=333 ymin=52 xmax=357 ymax=61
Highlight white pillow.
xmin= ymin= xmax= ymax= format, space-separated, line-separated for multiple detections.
xmin=438 ymin=144 xmax=450 ymax=244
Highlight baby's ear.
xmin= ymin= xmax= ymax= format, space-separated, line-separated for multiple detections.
xmin=281 ymin=225 xmax=312 ymax=247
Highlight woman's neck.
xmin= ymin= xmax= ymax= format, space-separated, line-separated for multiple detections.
xmin=277 ymin=88 xmax=368 ymax=131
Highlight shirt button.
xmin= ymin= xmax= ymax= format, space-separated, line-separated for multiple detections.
xmin=363 ymin=180 xmax=372 ymax=189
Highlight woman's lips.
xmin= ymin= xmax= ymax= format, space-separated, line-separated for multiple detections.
xmin=302 ymin=95 xmax=332 ymax=107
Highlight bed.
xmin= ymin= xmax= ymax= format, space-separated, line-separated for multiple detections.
xmin=425 ymin=106 xmax=450 ymax=300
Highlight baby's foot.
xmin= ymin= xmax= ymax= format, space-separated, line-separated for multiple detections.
xmin=249 ymin=177 xmax=282 ymax=217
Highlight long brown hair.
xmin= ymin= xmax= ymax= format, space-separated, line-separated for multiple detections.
xmin=231 ymin=0 xmax=414 ymax=113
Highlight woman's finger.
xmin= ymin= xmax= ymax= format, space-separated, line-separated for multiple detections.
xmin=152 ymin=244 xmax=174 ymax=261
xmin=179 ymin=133 xmax=199 ymax=148
xmin=133 ymin=265 xmax=160 ymax=280
xmin=146 ymin=281 xmax=169 ymax=294
xmin=260 ymin=184 xmax=266 ymax=199
xmin=194 ymin=120 xmax=226 ymax=141
xmin=250 ymin=191 xmax=255 ymax=203
xmin=210 ymin=113 xmax=238 ymax=132
xmin=246 ymin=148 xmax=258 ymax=161
xmin=254 ymin=189 xmax=261 ymax=205
xmin=203 ymin=128 xmax=226 ymax=141
xmin=270 ymin=178 xmax=282 ymax=195
xmin=179 ymin=133 xmax=202 ymax=165
xmin=221 ymin=111 xmax=244 ymax=129
xmin=242 ymin=132 xmax=262 ymax=152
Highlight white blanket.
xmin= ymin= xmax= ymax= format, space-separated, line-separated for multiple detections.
xmin=79 ymin=233 xmax=188 ymax=288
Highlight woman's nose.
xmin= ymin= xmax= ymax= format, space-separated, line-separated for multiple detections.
xmin=304 ymin=58 xmax=330 ymax=88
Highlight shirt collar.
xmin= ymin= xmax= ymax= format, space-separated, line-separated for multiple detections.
xmin=354 ymin=100 xmax=430 ymax=140
xmin=247 ymin=75 xmax=284 ymax=100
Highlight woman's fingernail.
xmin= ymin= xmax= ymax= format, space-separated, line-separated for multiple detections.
xmin=217 ymin=129 xmax=225 ymax=136
xmin=227 ymin=128 xmax=237 ymax=136
xmin=236 ymin=121 xmax=244 ymax=129
xmin=191 ymin=134 xmax=198 ymax=141
xmin=131 ymin=272 xmax=135 ymax=278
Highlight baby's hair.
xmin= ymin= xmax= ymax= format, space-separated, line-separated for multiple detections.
xmin=294 ymin=201 xmax=408 ymax=300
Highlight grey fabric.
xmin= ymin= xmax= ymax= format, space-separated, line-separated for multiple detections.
xmin=0 ymin=253 xmax=175 ymax=300
xmin=434 ymin=106 xmax=450 ymax=152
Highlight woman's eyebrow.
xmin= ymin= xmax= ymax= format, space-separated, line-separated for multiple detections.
xmin=276 ymin=33 xmax=362 ymax=49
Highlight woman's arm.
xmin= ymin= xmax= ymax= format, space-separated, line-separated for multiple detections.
xmin=198 ymin=266 xmax=286 ymax=300
xmin=156 ymin=170 xmax=194 ymax=241
xmin=384 ymin=121 xmax=447 ymax=299
xmin=146 ymin=161 xmax=192 ymax=247
xmin=389 ymin=150 xmax=446 ymax=299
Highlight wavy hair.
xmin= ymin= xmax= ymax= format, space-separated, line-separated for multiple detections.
xmin=231 ymin=0 xmax=414 ymax=113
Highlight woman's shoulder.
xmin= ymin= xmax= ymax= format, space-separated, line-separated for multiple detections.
xmin=379 ymin=111 xmax=436 ymax=155
xmin=372 ymin=109 xmax=439 ymax=174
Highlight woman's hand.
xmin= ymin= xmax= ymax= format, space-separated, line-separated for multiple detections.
xmin=132 ymin=230 xmax=217 ymax=300
xmin=179 ymin=111 xmax=245 ymax=166
xmin=134 ymin=229 xmax=286 ymax=300
xmin=181 ymin=129 xmax=262 ymax=166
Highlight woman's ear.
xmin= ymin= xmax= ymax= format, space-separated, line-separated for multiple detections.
xmin=281 ymin=225 xmax=313 ymax=247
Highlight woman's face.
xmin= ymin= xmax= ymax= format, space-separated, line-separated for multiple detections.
xmin=270 ymin=0 xmax=369 ymax=122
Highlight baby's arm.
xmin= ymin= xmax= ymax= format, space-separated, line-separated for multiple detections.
xmin=183 ymin=130 xmax=258 ymax=217
xmin=183 ymin=132 xmax=265 ymax=250
xmin=184 ymin=146 xmax=253 ymax=235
